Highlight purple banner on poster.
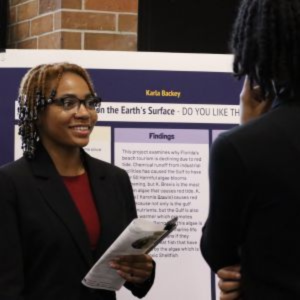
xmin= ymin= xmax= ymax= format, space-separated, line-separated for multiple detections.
xmin=89 ymin=69 xmax=242 ymax=105
xmin=115 ymin=128 xmax=209 ymax=144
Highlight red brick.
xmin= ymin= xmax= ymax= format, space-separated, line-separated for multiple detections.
xmin=17 ymin=37 xmax=38 ymax=49
xmin=17 ymin=0 xmax=38 ymax=22
xmin=39 ymin=0 xmax=81 ymax=13
xmin=85 ymin=33 xmax=137 ymax=51
xmin=39 ymin=0 xmax=60 ymax=14
xmin=7 ymin=26 xmax=14 ymax=44
xmin=10 ymin=0 xmax=28 ymax=6
xmin=57 ymin=11 xmax=116 ymax=31
xmin=61 ymin=0 xmax=81 ymax=9
xmin=31 ymin=14 xmax=53 ymax=36
xmin=10 ymin=21 xmax=30 ymax=42
xmin=38 ymin=32 xmax=61 ymax=49
xmin=118 ymin=14 xmax=137 ymax=32
xmin=9 ymin=6 xmax=17 ymax=25
xmin=61 ymin=31 xmax=81 ymax=49
xmin=37 ymin=31 xmax=81 ymax=49
xmin=85 ymin=0 xmax=138 ymax=13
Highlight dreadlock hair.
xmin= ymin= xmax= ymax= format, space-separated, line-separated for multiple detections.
xmin=18 ymin=62 xmax=96 ymax=159
xmin=231 ymin=0 xmax=300 ymax=100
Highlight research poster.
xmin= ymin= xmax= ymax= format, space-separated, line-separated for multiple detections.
xmin=0 ymin=50 xmax=241 ymax=300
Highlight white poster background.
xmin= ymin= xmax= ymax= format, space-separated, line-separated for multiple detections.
xmin=114 ymin=128 xmax=210 ymax=299
xmin=2 ymin=50 xmax=239 ymax=300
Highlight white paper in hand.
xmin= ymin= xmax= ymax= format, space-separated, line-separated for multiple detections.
xmin=82 ymin=217 xmax=177 ymax=291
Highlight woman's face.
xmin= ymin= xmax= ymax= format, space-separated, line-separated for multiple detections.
xmin=37 ymin=72 xmax=98 ymax=152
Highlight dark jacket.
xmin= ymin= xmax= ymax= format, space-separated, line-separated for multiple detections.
xmin=201 ymin=98 xmax=300 ymax=299
xmin=0 ymin=145 xmax=154 ymax=300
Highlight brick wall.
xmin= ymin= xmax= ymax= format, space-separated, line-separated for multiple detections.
xmin=8 ymin=0 xmax=138 ymax=50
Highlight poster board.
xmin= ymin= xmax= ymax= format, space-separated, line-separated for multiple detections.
xmin=0 ymin=49 xmax=241 ymax=300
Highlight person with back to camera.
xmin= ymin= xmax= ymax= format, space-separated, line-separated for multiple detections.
xmin=215 ymin=75 xmax=273 ymax=300
xmin=214 ymin=77 xmax=272 ymax=300
xmin=201 ymin=0 xmax=300 ymax=299
xmin=0 ymin=62 xmax=155 ymax=300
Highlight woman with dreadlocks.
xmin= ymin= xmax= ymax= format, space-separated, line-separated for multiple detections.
xmin=201 ymin=0 xmax=300 ymax=298
xmin=0 ymin=63 xmax=155 ymax=300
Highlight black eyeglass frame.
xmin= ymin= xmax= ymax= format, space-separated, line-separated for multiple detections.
xmin=46 ymin=95 xmax=102 ymax=112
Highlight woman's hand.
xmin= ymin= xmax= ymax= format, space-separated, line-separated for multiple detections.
xmin=240 ymin=76 xmax=273 ymax=124
xmin=110 ymin=254 xmax=154 ymax=284
xmin=217 ymin=265 xmax=242 ymax=300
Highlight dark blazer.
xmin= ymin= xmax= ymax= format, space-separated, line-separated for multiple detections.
xmin=201 ymin=98 xmax=300 ymax=299
xmin=0 ymin=145 xmax=154 ymax=300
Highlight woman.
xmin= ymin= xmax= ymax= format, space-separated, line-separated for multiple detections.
xmin=0 ymin=63 xmax=154 ymax=300
xmin=201 ymin=0 xmax=300 ymax=299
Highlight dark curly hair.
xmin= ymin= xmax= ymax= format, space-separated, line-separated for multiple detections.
xmin=231 ymin=0 xmax=300 ymax=100
xmin=17 ymin=63 xmax=96 ymax=159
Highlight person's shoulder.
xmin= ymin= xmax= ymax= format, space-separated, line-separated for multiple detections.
xmin=211 ymin=115 xmax=272 ymax=160
xmin=218 ymin=112 xmax=272 ymax=144
xmin=0 ymin=157 xmax=28 ymax=174
xmin=0 ymin=157 xmax=29 ymax=184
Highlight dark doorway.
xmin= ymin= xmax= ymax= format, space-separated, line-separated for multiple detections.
xmin=0 ymin=0 xmax=8 ymax=51
xmin=138 ymin=0 xmax=240 ymax=54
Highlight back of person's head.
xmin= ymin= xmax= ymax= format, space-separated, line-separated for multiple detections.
xmin=231 ymin=0 xmax=300 ymax=99
xmin=18 ymin=62 xmax=95 ymax=159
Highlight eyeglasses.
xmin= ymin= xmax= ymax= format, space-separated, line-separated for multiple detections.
xmin=47 ymin=95 xmax=101 ymax=112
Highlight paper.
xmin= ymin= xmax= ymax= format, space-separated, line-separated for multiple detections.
xmin=82 ymin=217 xmax=177 ymax=291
